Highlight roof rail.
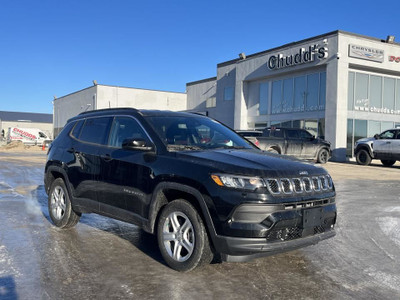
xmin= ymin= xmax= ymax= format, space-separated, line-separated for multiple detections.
xmin=78 ymin=107 xmax=139 ymax=116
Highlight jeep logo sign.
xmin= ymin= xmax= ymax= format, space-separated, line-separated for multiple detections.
xmin=267 ymin=44 xmax=328 ymax=70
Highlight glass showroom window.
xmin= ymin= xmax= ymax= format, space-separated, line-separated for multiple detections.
xmin=350 ymin=71 xmax=400 ymax=112
xmin=354 ymin=73 xmax=369 ymax=110
xmin=266 ymin=72 xmax=326 ymax=114
xmin=397 ymin=79 xmax=400 ymax=109
xmin=368 ymin=120 xmax=381 ymax=137
xmin=347 ymin=119 xmax=353 ymax=156
xmin=319 ymin=72 xmax=326 ymax=110
xmin=259 ymin=82 xmax=268 ymax=115
xmin=383 ymin=77 xmax=395 ymax=110
xmin=369 ymin=75 xmax=382 ymax=108
xmin=294 ymin=76 xmax=306 ymax=112
xmin=271 ymin=81 xmax=282 ymax=114
xmin=224 ymin=87 xmax=234 ymax=101
xmin=306 ymin=73 xmax=319 ymax=111
xmin=283 ymin=78 xmax=294 ymax=112
xmin=348 ymin=72 xmax=355 ymax=110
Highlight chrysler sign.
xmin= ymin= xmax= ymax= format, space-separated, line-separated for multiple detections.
xmin=349 ymin=44 xmax=384 ymax=62
xmin=267 ymin=44 xmax=328 ymax=70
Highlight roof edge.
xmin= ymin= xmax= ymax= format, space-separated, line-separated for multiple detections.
xmin=186 ymin=77 xmax=217 ymax=87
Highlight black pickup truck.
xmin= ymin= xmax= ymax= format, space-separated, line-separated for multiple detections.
xmin=240 ymin=127 xmax=331 ymax=164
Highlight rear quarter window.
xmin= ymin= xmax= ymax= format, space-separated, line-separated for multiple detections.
xmin=71 ymin=120 xmax=85 ymax=139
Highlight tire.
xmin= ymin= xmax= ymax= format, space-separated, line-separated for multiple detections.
xmin=157 ymin=199 xmax=213 ymax=272
xmin=381 ymin=159 xmax=396 ymax=167
xmin=48 ymin=178 xmax=81 ymax=228
xmin=317 ymin=148 xmax=329 ymax=164
xmin=356 ymin=149 xmax=372 ymax=166
xmin=267 ymin=148 xmax=279 ymax=154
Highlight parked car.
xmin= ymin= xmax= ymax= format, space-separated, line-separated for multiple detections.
xmin=355 ymin=128 xmax=400 ymax=166
xmin=236 ymin=130 xmax=263 ymax=147
xmin=242 ymin=127 xmax=331 ymax=164
xmin=236 ymin=130 xmax=263 ymax=137
xmin=44 ymin=109 xmax=337 ymax=271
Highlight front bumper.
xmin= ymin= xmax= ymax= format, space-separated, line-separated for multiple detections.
xmin=215 ymin=229 xmax=335 ymax=262
xmin=209 ymin=200 xmax=336 ymax=262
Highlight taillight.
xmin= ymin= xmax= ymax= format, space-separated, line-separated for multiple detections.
xmin=255 ymin=139 xmax=260 ymax=147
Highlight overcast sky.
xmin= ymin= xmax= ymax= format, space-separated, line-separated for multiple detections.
xmin=0 ymin=0 xmax=399 ymax=114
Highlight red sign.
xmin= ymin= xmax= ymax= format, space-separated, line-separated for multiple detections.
xmin=12 ymin=128 xmax=37 ymax=140
xmin=389 ymin=56 xmax=400 ymax=63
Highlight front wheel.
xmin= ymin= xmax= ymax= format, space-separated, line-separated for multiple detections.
xmin=48 ymin=178 xmax=81 ymax=228
xmin=381 ymin=159 xmax=396 ymax=167
xmin=317 ymin=148 xmax=329 ymax=164
xmin=356 ymin=149 xmax=372 ymax=166
xmin=157 ymin=199 xmax=213 ymax=272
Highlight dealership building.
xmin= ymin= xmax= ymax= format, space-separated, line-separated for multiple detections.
xmin=186 ymin=30 xmax=400 ymax=161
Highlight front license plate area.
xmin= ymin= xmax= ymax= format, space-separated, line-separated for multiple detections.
xmin=303 ymin=207 xmax=324 ymax=228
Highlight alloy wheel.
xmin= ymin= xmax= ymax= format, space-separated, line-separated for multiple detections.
xmin=162 ymin=211 xmax=195 ymax=262
xmin=50 ymin=186 xmax=66 ymax=220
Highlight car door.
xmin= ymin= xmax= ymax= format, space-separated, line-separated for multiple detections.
xmin=390 ymin=130 xmax=400 ymax=159
xmin=285 ymin=129 xmax=303 ymax=157
xmin=374 ymin=129 xmax=396 ymax=159
xmin=67 ymin=117 xmax=112 ymax=211
xmin=97 ymin=116 xmax=154 ymax=221
xmin=299 ymin=129 xmax=318 ymax=159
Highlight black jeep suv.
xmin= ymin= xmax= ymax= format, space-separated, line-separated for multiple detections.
xmin=44 ymin=108 xmax=336 ymax=271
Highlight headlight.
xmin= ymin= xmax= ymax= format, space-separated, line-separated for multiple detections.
xmin=211 ymin=174 xmax=266 ymax=191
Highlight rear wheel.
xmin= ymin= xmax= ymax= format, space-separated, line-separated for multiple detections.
xmin=157 ymin=199 xmax=213 ymax=272
xmin=48 ymin=178 xmax=80 ymax=228
xmin=381 ymin=159 xmax=396 ymax=167
xmin=356 ymin=149 xmax=372 ymax=166
xmin=317 ymin=148 xmax=329 ymax=164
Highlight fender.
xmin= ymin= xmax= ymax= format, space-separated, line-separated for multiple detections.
xmin=145 ymin=182 xmax=218 ymax=244
xmin=44 ymin=164 xmax=84 ymax=212
xmin=355 ymin=144 xmax=374 ymax=158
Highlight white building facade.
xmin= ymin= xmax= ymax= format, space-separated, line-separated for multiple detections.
xmin=186 ymin=30 xmax=400 ymax=161
xmin=53 ymin=84 xmax=187 ymax=136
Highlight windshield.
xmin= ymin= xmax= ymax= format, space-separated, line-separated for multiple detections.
xmin=145 ymin=115 xmax=254 ymax=151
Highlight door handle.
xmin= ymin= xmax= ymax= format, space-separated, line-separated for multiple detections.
xmin=101 ymin=154 xmax=113 ymax=162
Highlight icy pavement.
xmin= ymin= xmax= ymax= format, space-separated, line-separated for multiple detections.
xmin=0 ymin=153 xmax=400 ymax=299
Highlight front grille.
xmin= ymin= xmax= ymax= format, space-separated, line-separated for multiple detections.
xmin=280 ymin=178 xmax=292 ymax=194
xmin=265 ymin=175 xmax=333 ymax=196
xmin=266 ymin=179 xmax=280 ymax=194
xmin=266 ymin=225 xmax=330 ymax=242
xmin=283 ymin=198 xmax=335 ymax=210
xmin=266 ymin=227 xmax=302 ymax=242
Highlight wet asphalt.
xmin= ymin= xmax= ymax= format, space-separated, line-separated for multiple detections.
xmin=0 ymin=152 xmax=399 ymax=299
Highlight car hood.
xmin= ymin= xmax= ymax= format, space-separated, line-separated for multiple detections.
xmin=175 ymin=149 xmax=326 ymax=178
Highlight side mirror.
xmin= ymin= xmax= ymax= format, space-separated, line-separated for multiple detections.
xmin=374 ymin=134 xmax=379 ymax=140
xmin=122 ymin=138 xmax=154 ymax=151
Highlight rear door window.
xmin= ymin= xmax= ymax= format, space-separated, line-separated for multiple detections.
xmin=79 ymin=117 xmax=113 ymax=145
xmin=287 ymin=129 xmax=300 ymax=139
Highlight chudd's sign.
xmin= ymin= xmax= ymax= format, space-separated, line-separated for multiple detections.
xmin=267 ymin=44 xmax=328 ymax=70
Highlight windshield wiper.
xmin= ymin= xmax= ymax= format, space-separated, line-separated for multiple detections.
xmin=167 ymin=144 xmax=203 ymax=151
